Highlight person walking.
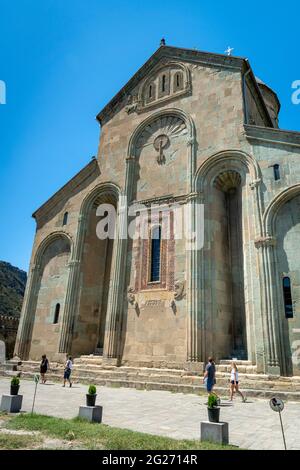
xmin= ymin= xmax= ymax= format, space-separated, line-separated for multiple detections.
xmin=203 ymin=357 xmax=219 ymax=400
xmin=229 ymin=361 xmax=246 ymax=402
xmin=63 ymin=356 xmax=73 ymax=387
xmin=39 ymin=354 xmax=49 ymax=384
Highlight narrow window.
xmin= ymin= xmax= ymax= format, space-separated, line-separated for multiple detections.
xmin=283 ymin=277 xmax=293 ymax=318
xmin=53 ymin=303 xmax=60 ymax=324
xmin=63 ymin=211 xmax=68 ymax=225
xmin=162 ymin=75 xmax=166 ymax=92
xmin=273 ymin=164 xmax=280 ymax=181
xmin=149 ymin=85 xmax=152 ymax=98
xmin=150 ymin=226 xmax=161 ymax=282
xmin=176 ymin=73 xmax=180 ymax=87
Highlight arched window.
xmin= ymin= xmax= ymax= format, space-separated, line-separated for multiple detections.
xmin=53 ymin=303 xmax=60 ymax=324
xmin=62 ymin=211 xmax=68 ymax=226
xmin=273 ymin=164 xmax=280 ymax=181
xmin=173 ymin=71 xmax=183 ymax=91
xmin=150 ymin=226 xmax=161 ymax=282
xmin=162 ymin=75 xmax=166 ymax=92
xmin=283 ymin=277 xmax=293 ymax=318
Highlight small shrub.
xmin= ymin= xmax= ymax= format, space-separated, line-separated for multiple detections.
xmin=207 ymin=393 xmax=218 ymax=408
xmin=11 ymin=377 xmax=20 ymax=386
xmin=88 ymin=385 xmax=96 ymax=395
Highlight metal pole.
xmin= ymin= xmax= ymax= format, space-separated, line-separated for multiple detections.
xmin=31 ymin=381 xmax=38 ymax=414
xmin=279 ymin=410 xmax=287 ymax=450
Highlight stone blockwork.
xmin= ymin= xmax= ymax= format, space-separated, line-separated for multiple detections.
xmin=0 ymin=315 xmax=19 ymax=359
xmin=14 ymin=45 xmax=300 ymax=379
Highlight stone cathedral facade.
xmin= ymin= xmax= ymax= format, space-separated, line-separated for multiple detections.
xmin=15 ymin=45 xmax=300 ymax=377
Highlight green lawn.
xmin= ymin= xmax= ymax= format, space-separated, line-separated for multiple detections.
xmin=4 ymin=413 xmax=239 ymax=450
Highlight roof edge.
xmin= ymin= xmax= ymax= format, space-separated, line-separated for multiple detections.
xmin=96 ymin=44 xmax=246 ymax=125
xmin=32 ymin=159 xmax=99 ymax=220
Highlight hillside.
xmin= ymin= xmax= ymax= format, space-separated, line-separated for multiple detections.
xmin=0 ymin=261 xmax=27 ymax=317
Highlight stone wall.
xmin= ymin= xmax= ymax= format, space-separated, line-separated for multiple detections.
xmin=29 ymin=237 xmax=70 ymax=360
xmin=15 ymin=48 xmax=300 ymax=376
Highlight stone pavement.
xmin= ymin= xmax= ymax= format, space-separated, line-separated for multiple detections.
xmin=0 ymin=377 xmax=299 ymax=450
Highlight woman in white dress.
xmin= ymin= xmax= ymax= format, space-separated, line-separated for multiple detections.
xmin=229 ymin=362 xmax=246 ymax=402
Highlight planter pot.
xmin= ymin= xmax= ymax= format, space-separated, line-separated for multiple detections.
xmin=207 ymin=407 xmax=220 ymax=423
xmin=10 ymin=385 xmax=20 ymax=396
xmin=86 ymin=394 xmax=97 ymax=407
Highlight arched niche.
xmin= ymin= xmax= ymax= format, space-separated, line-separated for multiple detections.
xmin=29 ymin=234 xmax=71 ymax=360
xmin=71 ymin=183 xmax=120 ymax=357
xmin=265 ymin=185 xmax=300 ymax=375
xmin=127 ymin=108 xmax=195 ymax=202
xmin=194 ymin=150 xmax=261 ymax=363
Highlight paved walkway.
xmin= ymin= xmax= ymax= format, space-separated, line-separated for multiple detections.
xmin=0 ymin=377 xmax=299 ymax=449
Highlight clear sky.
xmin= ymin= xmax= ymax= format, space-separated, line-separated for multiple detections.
xmin=0 ymin=0 xmax=299 ymax=271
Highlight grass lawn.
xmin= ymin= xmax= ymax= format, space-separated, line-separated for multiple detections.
xmin=3 ymin=413 xmax=239 ymax=450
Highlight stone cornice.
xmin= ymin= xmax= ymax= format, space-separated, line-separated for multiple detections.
xmin=32 ymin=159 xmax=100 ymax=220
xmin=132 ymin=194 xmax=186 ymax=208
xmin=245 ymin=124 xmax=300 ymax=148
xmin=131 ymin=192 xmax=203 ymax=208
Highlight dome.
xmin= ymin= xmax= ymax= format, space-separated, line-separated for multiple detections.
xmin=255 ymin=76 xmax=280 ymax=128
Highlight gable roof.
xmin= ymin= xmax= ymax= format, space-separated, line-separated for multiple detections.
xmin=96 ymin=44 xmax=273 ymax=127
xmin=32 ymin=158 xmax=100 ymax=221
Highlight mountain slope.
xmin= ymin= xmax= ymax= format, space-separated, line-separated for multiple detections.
xmin=0 ymin=261 xmax=27 ymax=317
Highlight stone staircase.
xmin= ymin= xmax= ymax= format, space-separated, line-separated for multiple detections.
xmin=2 ymin=357 xmax=300 ymax=401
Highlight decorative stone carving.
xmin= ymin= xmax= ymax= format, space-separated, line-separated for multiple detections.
xmin=136 ymin=115 xmax=187 ymax=150
xmin=174 ymin=280 xmax=185 ymax=301
xmin=254 ymin=236 xmax=276 ymax=248
xmin=127 ymin=287 xmax=136 ymax=304
xmin=125 ymin=94 xmax=138 ymax=114
xmin=145 ymin=300 xmax=163 ymax=307
xmin=249 ymin=178 xmax=262 ymax=190
xmin=214 ymin=170 xmax=241 ymax=193
xmin=186 ymin=136 xmax=195 ymax=147
xmin=153 ymin=134 xmax=170 ymax=164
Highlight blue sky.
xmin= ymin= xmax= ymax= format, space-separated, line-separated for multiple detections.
xmin=0 ymin=0 xmax=299 ymax=271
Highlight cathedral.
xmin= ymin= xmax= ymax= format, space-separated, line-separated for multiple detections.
xmin=15 ymin=44 xmax=300 ymax=377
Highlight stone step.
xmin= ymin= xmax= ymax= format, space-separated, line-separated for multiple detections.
xmin=219 ymin=360 xmax=254 ymax=365
xmin=7 ymin=358 xmax=258 ymax=375
xmin=8 ymin=360 xmax=300 ymax=381
xmin=216 ymin=365 xmax=257 ymax=374
xmin=11 ymin=365 xmax=300 ymax=393
xmin=17 ymin=362 xmax=190 ymax=376
xmin=10 ymin=370 xmax=300 ymax=401
xmin=5 ymin=359 xmax=300 ymax=399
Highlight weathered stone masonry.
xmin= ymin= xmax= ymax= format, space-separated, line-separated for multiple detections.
xmin=15 ymin=45 xmax=300 ymax=376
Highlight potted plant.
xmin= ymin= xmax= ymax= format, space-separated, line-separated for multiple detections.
xmin=207 ymin=393 xmax=220 ymax=423
xmin=86 ymin=384 xmax=97 ymax=406
xmin=10 ymin=376 xmax=20 ymax=396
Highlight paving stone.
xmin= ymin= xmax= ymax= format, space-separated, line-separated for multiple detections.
xmin=0 ymin=377 xmax=299 ymax=449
